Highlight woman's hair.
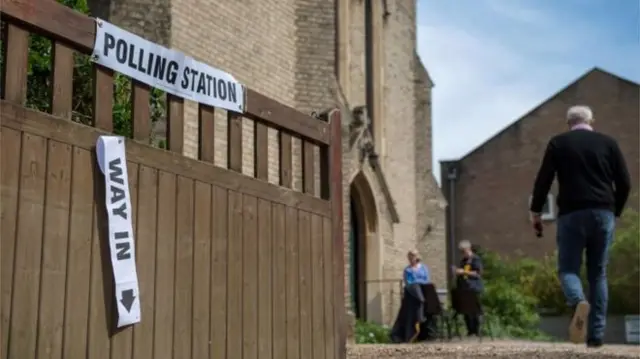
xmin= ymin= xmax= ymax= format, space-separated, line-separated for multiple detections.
xmin=458 ymin=240 xmax=472 ymax=250
xmin=408 ymin=249 xmax=421 ymax=262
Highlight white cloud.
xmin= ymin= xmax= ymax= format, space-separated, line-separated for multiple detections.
xmin=417 ymin=0 xmax=625 ymax=183
xmin=419 ymin=23 xmax=580 ymax=168
xmin=419 ymin=23 xmax=545 ymax=160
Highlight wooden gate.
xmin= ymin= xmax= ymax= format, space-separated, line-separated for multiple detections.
xmin=0 ymin=1 xmax=346 ymax=358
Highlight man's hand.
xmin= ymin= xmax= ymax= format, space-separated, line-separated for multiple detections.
xmin=530 ymin=212 xmax=543 ymax=237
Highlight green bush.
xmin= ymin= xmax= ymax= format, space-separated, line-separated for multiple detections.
xmin=525 ymin=208 xmax=640 ymax=315
xmin=480 ymin=207 xmax=639 ymax=320
xmin=354 ymin=319 xmax=390 ymax=344
xmin=1 ymin=0 xmax=166 ymax=141
xmin=607 ymin=208 xmax=640 ymax=314
xmin=478 ymin=249 xmax=551 ymax=340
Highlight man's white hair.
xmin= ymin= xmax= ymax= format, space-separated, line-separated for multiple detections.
xmin=458 ymin=240 xmax=472 ymax=250
xmin=566 ymin=105 xmax=594 ymax=124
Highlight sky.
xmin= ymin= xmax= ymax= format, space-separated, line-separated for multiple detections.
xmin=417 ymin=0 xmax=640 ymax=183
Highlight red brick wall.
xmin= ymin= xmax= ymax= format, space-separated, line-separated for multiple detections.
xmin=442 ymin=69 xmax=639 ymax=261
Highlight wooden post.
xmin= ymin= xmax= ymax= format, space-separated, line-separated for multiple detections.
xmin=328 ymin=109 xmax=345 ymax=359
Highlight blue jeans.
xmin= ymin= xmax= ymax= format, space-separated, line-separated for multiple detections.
xmin=557 ymin=208 xmax=615 ymax=341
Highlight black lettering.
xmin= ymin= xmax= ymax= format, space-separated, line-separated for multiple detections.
xmin=227 ymin=82 xmax=237 ymax=104
xmin=112 ymin=202 xmax=128 ymax=220
xmin=217 ymin=79 xmax=227 ymax=100
xmin=189 ymin=69 xmax=198 ymax=92
xmin=115 ymin=242 xmax=131 ymax=260
xmin=167 ymin=61 xmax=179 ymax=85
xmin=109 ymin=185 xmax=125 ymax=204
xmin=197 ymin=72 xmax=206 ymax=94
xmin=103 ymin=32 xmax=115 ymax=57
xmin=114 ymin=231 xmax=129 ymax=240
xmin=146 ymin=52 xmax=155 ymax=76
xmin=206 ymin=74 xmax=213 ymax=96
xmin=115 ymin=39 xmax=127 ymax=64
xmin=137 ymin=47 xmax=146 ymax=73
xmin=181 ymin=67 xmax=190 ymax=89
xmin=108 ymin=158 xmax=124 ymax=184
xmin=127 ymin=43 xmax=137 ymax=70
xmin=153 ymin=56 xmax=167 ymax=81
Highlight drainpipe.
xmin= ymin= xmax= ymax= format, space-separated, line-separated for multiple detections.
xmin=447 ymin=165 xmax=458 ymax=287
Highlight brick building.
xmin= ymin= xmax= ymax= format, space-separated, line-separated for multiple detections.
xmin=91 ymin=0 xmax=447 ymax=326
xmin=440 ymin=68 xmax=639 ymax=268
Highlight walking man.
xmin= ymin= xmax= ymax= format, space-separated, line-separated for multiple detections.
xmin=530 ymin=105 xmax=631 ymax=347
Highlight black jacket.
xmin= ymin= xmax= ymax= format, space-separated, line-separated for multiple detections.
xmin=531 ymin=129 xmax=631 ymax=217
xmin=456 ymin=255 xmax=484 ymax=293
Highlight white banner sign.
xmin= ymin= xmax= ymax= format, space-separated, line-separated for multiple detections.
xmin=96 ymin=136 xmax=141 ymax=328
xmin=92 ymin=19 xmax=245 ymax=113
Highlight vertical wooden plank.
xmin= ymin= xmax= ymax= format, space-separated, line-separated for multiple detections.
xmin=62 ymin=148 xmax=95 ymax=359
xmin=319 ymin=144 xmax=330 ymax=201
xmin=271 ymin=204 xmax=287 ymax=359
xmin=310 ymin=215 xmax=325 ymax=359
xmin=1 ymin=129 xmax=22 ymax=359
xmin=132 ymin=165 xmax=158 ymax=359
xmin=328 ymin=110 xmax=345 ymax=359
xmin=50 ymin=42 xmax=74 ymax=119
xmin=0 ymin=22 xmax=4 ymax=100
xmin=9 ymin=133 xmax=47 ymax=359
xmin=257 ymin=199 xmax=273 ymax=359
xmin=173 ymin=176 xmax=194 ymax=359
xmin=298 ymin=211 xmax=313 ymax=359
xmin=167 ymin=95 xmax=184 ymax=154
xmin=228 ymin=112 xmax=243 ymax=172
xmin=0 ymin=125 xmax=2 ymax=359
xmin=153 ymin=172 xmax=177 ymax=359
xmin=2 ymin=24 xmax=29 ymax=104
xmin=254 ymin=122 xmax=268 ymax=180
xmin=242 ymin=195 xmax=258 ymax=359
xmin=198 ymin=105 xmax=215 ymax=163
xmin=302 ymin=141 xmax=315 ymax=195
xmin=93 ymin=65 xmax=114 ymax=132
xmin=227 ymin=191 xmax=244 ymax=357
xmin=322 ymin=218 xmax=335 ymax=359
xmin=192 ymin=181 xmax=212 ymax=359
xmin=132 ymin=81 xmax=151 ymax=143
xmin=285 ymin=206 xmax=300 ymax=359
xmin=87 ymin=152 xmax=112 ymax=359
xmin=36 ymin=140 xmax=72 ymax=359
xmin=210 ymin=187 xmax=228 ymax=359
xmin=1 ymin=90 xmax=2 ymax=256
xmin=279 ymin=132 xmax=292 ymax=188
xmin=110 ymin=163 xmax=139 ymax=359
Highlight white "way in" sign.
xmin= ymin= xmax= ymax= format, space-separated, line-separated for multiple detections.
xmin=96 ymin=136 xmax=141 ymax=327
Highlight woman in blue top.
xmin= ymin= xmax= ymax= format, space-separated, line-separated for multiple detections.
xmin=404 ymin=250 xmax=430 ymax=286
xmin=391 ymin=250 xmax=431 ymax=343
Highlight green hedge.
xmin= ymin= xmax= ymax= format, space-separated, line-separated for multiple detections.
xmin=354 ymin=319 xmax=391 ymax=344
xmin=479 ymin=249 xmax=550 ymax=340
xmin=480 ymin=208 xmax=639 ymax=316
xmin=1 ymin=0 xmax=166 ymax=142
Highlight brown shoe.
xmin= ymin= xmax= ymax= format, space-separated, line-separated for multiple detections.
xmin=569 ymin=301 xmax=590 ymax=344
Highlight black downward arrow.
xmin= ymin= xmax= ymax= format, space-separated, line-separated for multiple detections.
xmin=120 ymin=289 xmax=136 ymax=312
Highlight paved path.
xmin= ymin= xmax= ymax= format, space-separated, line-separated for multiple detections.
xmin=348 ymin=340 xmax=640 ymax=358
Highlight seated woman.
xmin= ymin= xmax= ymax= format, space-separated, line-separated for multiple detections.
xmin=390 ymin=250 xmax=431 ymax=343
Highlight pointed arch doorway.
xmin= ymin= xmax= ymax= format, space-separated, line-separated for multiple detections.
xmin=349 ymin=172 xmax=381 ymax=322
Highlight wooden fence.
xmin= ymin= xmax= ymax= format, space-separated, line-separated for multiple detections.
xmin=0 ymin=1 xmax=345 ymax=358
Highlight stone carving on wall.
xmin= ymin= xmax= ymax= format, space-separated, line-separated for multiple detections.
xmin=350 ymin=105 xmax=376 ymax=164
xmin=350 ymin=105 xmax=400 ymax=223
